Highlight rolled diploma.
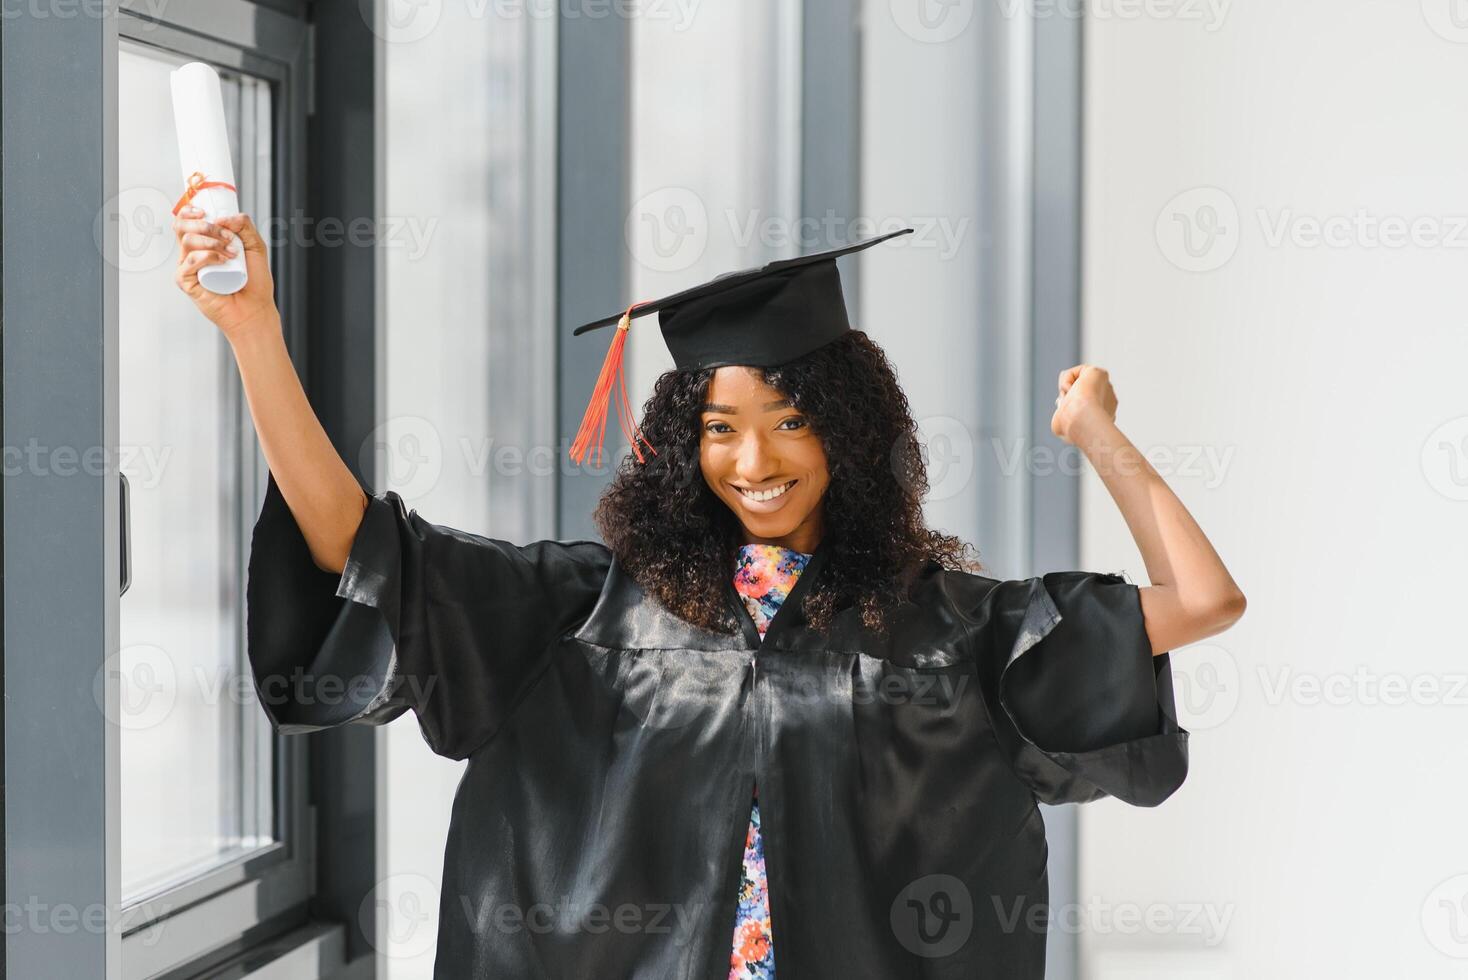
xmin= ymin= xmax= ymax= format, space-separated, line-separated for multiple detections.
xmin=169 ymin=62 xmax=247 ymax=295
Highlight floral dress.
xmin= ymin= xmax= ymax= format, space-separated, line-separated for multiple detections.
xmin=728 ymin=543 xmax=811 ymax=979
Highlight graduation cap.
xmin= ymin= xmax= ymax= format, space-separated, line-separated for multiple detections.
xmin=568 ymin=226 xmax=914 ymax=466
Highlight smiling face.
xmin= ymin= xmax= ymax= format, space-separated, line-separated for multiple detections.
xmin=699 ymin=366 xmax=831 ymax=554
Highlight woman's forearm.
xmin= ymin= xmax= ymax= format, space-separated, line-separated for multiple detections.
xmin=230 ymin=317 xmax=369 ymax=574
xmin=1071 ymin=414 xmax=1246 ymax=654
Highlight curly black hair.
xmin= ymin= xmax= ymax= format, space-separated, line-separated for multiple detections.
xmin=592 ymin=329 xmax=983 ymax=637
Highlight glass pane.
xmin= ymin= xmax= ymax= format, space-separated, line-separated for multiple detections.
xmin=117 ymin=41 xmax=275 ymax=905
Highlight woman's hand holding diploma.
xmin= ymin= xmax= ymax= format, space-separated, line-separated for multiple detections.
xmin=1051 ymin=363 xmax=1247 ymax=655
xmin=173 ymin=208 xmax=368 ymax=576
xmin=173 ymin=207 xmax=277 ymax=344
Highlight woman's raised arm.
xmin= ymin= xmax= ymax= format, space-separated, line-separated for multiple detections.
xmin=173 ymin=207 xmax=368 ymax=575
xmin=1051 ymin=364 xmax=1247 ymax=655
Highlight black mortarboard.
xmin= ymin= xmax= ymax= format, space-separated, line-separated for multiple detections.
xmin=568 ymin=226 xmax=913 ymax=466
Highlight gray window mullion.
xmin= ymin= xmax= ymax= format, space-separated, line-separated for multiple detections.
xmin=2 ymin=4 xmax=122 ymax=978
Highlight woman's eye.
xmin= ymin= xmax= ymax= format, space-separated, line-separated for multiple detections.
xmin=704 ymin=417 xmax=803 ymax=434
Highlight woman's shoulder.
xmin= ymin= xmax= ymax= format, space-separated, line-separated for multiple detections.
xmin=529 ymin=537 xmax=615 ymax=580
xmin=437 ymin=532 xmax=614 ymax=597
xmin=907 ymin=564 xmax=1143 ymax=650
xmin=365 ymin=484 xmax=615 ymax=577
xmin=908 ymin=559 xmax=1005 ymax=608
xmin=540 ymin=536 xmax=613 ymax=562
xmin=912 ymin=561 xmax=1131 ymax=601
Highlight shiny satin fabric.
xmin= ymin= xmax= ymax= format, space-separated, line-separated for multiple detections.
xmin=246 ymin=471 xmax=1189 ymax=978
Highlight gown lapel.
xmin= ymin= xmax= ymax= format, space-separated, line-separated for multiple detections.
xmin=725 ymin=535 xmax=833 ymax=650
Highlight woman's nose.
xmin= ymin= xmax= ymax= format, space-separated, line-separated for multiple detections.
xmin=735 ymin=433 xmax=779 ymax=482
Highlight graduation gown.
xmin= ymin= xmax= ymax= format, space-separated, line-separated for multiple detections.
xmin=246 ymin=472 xmax=1189 ymax=979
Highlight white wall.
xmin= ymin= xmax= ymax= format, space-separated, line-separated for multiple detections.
xmin=378 ymin=6 xmax=506 ymax=976
xmin=1082 ymin=2 xmax=1468 ymax=975
xmin=860 ymin=0 xmax=988 ymax=556
xmin=626 ymin=0 xmax=800 ymax=398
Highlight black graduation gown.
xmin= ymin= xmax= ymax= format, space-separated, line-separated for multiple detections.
xmin=246 ymin=471 xmax=1189 ymax=979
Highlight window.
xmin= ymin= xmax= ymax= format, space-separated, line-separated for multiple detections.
xmin=118 ymin=39 xmax=275 ymax=905
xmin=112 ymin=6 xmax=318 ymax=976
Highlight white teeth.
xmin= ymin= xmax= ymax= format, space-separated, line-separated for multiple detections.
xmin=737 ymin=480 xmax=794 ymax=502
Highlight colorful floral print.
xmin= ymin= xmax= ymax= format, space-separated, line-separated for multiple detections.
xmin=729 ymin=798 xmax=773 ymax=977
xmin=728 ymin=543 xmax=810 ymax=980
xmin=733 ymin=544 xmax=811 ymax=637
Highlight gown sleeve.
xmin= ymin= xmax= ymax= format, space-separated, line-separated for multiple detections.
xmin=245 ymin=469 xmax=611 ymax=760
xmin=978 ymin=570 xmax=1190 ymax=807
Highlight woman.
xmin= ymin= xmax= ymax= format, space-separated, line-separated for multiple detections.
xmin=175 ymin=208 xmax=1245 ymax=979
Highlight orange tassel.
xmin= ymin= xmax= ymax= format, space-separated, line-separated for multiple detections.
xmin=569 ymin=302 xmax=659 ymax=467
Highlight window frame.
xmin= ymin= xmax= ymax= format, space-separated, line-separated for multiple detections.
xmin=111 ymin=3 xmax=321 ymax=977
xmin=0 ymin=0 xmax=360 ymax=976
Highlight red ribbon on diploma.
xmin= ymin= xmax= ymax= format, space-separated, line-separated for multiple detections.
xmin=171 ymin=170 xmax=238 ymax=216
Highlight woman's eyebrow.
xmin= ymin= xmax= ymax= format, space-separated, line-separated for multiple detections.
xmin=702 ymin=399 xmax=793 ymax=414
